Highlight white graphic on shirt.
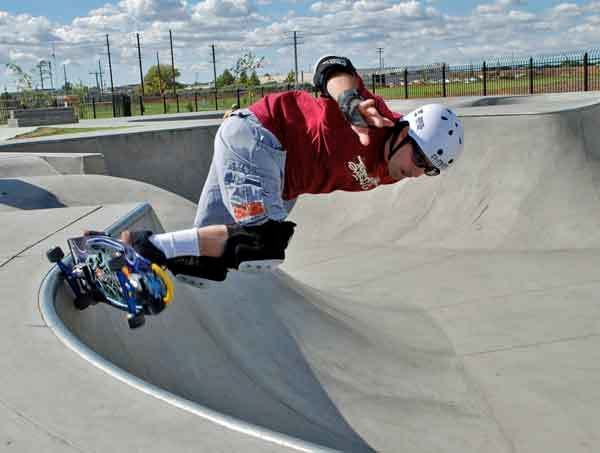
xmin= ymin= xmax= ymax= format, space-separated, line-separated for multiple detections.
xmin=347 ymin=156 xmax=380 ymax=190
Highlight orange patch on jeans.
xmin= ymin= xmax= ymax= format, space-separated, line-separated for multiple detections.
xmin=233 ymin=201 xmax=266 ymax=221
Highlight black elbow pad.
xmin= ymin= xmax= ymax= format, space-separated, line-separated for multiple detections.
xmin=313 ymin=55 xmax=356 ymax=97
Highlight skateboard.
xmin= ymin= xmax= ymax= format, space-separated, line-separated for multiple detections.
xmin=46 ymin=232 xmax=174 ymax=329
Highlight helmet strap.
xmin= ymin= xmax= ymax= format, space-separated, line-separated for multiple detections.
xmin=387 ymin=120 xmax=410 ymax=161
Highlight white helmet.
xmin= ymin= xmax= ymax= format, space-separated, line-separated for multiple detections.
xmin=405 ymin=104 xmax=464 ymax=172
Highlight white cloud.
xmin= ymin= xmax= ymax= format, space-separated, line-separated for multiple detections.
xmin=118 ymin=0 xmax=189 ymax=20
xmin=193 ymin=0 xmax=255 ymax=17
xmin=310 ymin=1 xmax=352 ymax=14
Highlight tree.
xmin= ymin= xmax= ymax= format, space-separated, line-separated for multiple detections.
xmin=249 ymin=70 xmax=260 ymax=86
xmin=238 ymin=70 xmax=248 ymax=86
xmin=216 ymin=69 xmax=235 ymax=88
xmin=285 ymin=71 xmax=295 ymax=84
xmin=143 ymin=64 xmax=181 ymax=96
xmin=5 ymin=63 xmax=33 ymax=92
xmin=4 ymin=62 xmax=53 ymax=107
xmin=231 ymin=51 xmax=265 ymax=80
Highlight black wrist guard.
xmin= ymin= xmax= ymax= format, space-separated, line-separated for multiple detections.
xmin=127 ymin=230 xmax=168 ymax=266
xmin=313 ymin=56 xmax=356 ymax=97
xmin=223 ymin=220 xmax=296 ymax=269
xmin=337 ymin=88 xmax=368 ymax=127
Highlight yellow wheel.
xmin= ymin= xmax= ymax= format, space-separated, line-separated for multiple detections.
xmin=151 ymin=264 xmax=174 ymax=304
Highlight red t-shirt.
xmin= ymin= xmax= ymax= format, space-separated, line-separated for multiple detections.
xmin=249 ymin=79 xmax=401 ymax=200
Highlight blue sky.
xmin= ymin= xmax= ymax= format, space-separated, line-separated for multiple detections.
xmin=0 ymin=0 xmax=569 ymax=20
xmin=1 ymin=0 xmax=599 ymax=91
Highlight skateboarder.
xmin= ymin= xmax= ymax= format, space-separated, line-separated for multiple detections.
xmin=119 ymin=56 xmax=465 ymax=282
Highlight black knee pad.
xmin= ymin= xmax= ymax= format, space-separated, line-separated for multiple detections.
xmin=223 ymin=220 xmax=296 ymax=269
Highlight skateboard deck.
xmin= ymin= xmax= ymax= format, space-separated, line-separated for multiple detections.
xmin=47 ymin=232 xmax=174 ymax=329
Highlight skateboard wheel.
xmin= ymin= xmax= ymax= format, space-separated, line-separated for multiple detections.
xmin=90 ymin=288 xmax=106 ymax=303
xmin=146 ymin=297 xmax=166 ymax=315
xmin=108 ymin=255 xmax=127 ymax=272
xmin=46 ymin=246 xmax=64 ymax=263
xmin=128 ymin=313 xmax=146 ymax=329
xmin=73 ymin=295 xmax=93 ymax=311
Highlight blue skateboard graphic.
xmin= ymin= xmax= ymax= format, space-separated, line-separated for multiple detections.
xmin=47 ymin=232 xmax=174 ymax=329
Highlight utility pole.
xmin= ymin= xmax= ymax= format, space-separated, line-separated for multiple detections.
xmin=48 ymin=61 xmax=54 ymax=90
xmin=39 ymin=63 xmax=45 ymax=90
xmin=286 ymin=31 xmax=303 ymax=89
xmin=63 ymin=64 xmax=69 ymax=93
xmin=106 ymin=34 xmax=116 ymax=116
xmin=156 ymin=52 xmax=163 ymax=95
xmin=293 ymin=31 xmax=299 ymax=89
xmin=136 ymin=33 xmax=145 ymax=96
xmin=51 ymin=43 xmax=57 ymax=90
xmin=211 ymin=44 xmax=218 ymax=110
xmin=169 ymin=29 xmax=179 ymax=112
xmin=89 ymin=71 xmax=100 ymax=92
xmin=98 ymin=60 xmax=104 ymax=94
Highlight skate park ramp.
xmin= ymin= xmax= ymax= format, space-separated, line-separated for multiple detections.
xmin=29 ymin=92 xmax=600 ymax=452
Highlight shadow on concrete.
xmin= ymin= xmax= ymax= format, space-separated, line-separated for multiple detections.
xmin=0 ymin=179 xmax=66 ymax=210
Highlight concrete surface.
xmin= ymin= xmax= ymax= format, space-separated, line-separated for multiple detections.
xmin=8 ymin=107 xmax=78 ymax=127
xmin=1 ymin=92 xmax=600 ymax=452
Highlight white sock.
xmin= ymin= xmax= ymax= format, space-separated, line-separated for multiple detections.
xmin=149 ymin=229 xmax=200 ymax=259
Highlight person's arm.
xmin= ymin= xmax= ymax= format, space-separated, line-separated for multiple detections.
xmin=325 ymin=71 xmax=358 ymax=100
xmin=325 ymin=71 xmax=394 ymax=146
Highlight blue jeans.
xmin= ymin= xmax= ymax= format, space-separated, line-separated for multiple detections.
xmin=193 ymin=110 xmax=296 ymax=228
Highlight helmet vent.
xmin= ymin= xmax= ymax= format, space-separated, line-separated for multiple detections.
xmin=441 ymin=116 xmax=448 ymax=120
xmin=448 ymin=130 xmax=454 ymax=136
xmin=459 ymin=138 xmax=462 ymax=144
xmin=437 ymin=149 xmax=444 ymax=156
xmin=449 ymin=159 xmax=454 ymax=164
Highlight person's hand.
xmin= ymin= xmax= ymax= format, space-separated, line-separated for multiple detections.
xmin=351 ymin=99 xmax=395 ymax=146
xmin=119 ymin=230 xmax=132 ymax=246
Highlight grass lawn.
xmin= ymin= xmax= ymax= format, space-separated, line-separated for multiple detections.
xmin=11 ymin=126 xmax=133 ymax=139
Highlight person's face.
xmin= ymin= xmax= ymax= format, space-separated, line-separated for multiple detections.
xmin=384 ymin=128 xmax=427 ymax=180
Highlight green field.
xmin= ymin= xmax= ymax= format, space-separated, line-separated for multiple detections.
xmin=77 ymin=92 xmax=266 ymax=120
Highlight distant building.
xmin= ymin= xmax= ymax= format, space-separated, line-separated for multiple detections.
xmin=259 ymin=74 xmax=289 ymax=85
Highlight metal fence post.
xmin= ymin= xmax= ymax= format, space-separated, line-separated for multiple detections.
xmin=92 ymin=97 xmax=96 ymax=119
xmin=139 ymin=96 xmax=144 ymax=116
xmin=176 ymin=95 xmax=180 ymax=113
xmin=163 ymin=95 xmax=167 ymax=114
xmin=529 ymin=57 xmax=534 ymax=95
xmin=261 ymin=87 xmax=265 ymax=97
xmin=483 ymin=61 xmax=487 ymax=96
xmin=372 ymin=74 xmax=376 ymax=93
xmin=404 ymin=68 xmax=408 ymax=99
xmin=584 ymin=52 xmax=589 ymax=92
xmin=442 ymin=64 xmax=447 ymax=97
xmin=236 ymin=88 xmax=241 ymax=107
xmin=194 ymin=92 xmax=198 ymax=112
